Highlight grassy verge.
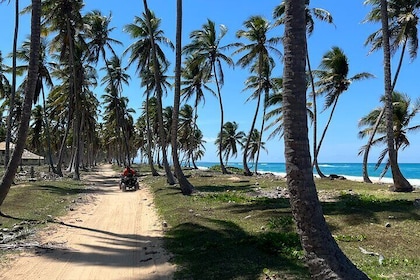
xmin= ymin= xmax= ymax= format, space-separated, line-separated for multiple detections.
xmin=142 ymin=166 xmax=420 ymax=280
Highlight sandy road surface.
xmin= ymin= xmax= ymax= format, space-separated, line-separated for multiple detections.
xmin=0 ymin=164 xmax=176 ymax=280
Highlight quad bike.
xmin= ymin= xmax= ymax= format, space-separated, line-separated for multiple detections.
xmin=119 ymin=174 xmax=139 ymax=191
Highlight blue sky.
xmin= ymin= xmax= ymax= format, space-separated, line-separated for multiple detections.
xmin=0 ymin=0 xmax=419 ymax=164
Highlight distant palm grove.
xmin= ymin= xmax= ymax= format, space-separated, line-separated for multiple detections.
xmin=0 ymin=0 xmax=418 ymax=193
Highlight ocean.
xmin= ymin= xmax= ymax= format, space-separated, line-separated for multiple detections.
xmin=196 ymin=162 xmax=420 ymax=187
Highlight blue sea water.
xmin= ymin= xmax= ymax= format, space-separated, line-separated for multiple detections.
xmin=196 ymin=162 xmax=420 ymax=180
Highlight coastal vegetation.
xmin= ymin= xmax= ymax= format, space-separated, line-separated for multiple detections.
xmin=0 ymin=164 xmax=419 ymax=279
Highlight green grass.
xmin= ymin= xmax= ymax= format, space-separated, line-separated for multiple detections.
xmin=1 ymin=164 xmax=419 ymax=279
xmin=144 ymin=168 xmax=420 ymax=280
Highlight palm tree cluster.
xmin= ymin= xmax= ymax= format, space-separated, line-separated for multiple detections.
xmin=0 ymin=0 xmax=417 ymax=192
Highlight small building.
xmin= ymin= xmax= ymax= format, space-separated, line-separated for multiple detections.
xmin=0 ymin=142 xmax=45 ymax=166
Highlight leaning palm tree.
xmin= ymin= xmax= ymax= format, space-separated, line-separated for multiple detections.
xmin=282 ymin=1 xmax=369 ymax=278
xmin=183 ymin=19 xmax=234 ymax=174
xmin=231 ymin=15 xmax=282 ymax=176
xmin=313 ymin=46 xmax=374 ymax=177
xmin=245 ymin=128 xmax=267 ymax=174
xmin=273 ymin=0 xmax=334 ymax=180
xmin=361 ymin=0 xmax=419 ymax=183
xmin=358 ymin=92 xmax=420 ymax=179
xmin=0 ymin=0 xmax=41 ymax=207
xmin=379 ymin=0 xmax=413 ymax=192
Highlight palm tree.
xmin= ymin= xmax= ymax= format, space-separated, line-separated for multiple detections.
xmin=183 ymin=19 xmax=234 ymax=174
xmin=282 ymin=1 xmax=369 ymax=278
xmin=171 ymin=0 xmax=194 ymax=194
xmin=4 ymin=0 xmax=20 ymax=168
xmin=231 ymin=15 xmax=282 ymax=176
xmin=379 ymin=0 xmax=413 ymax=192
xmin=362 ymin=0 xmax=419 ymax=183
xmin=40 ymin=0 xmax=85 ymax=179
xmin=246 ymin=129 xmax=267 ymax=174
xmin=0 ymin=0 xmax=41 ymax=207
xmin=124 ymin=11 xmax=172 ymax=176
xmin=359 ymin=92 xmax=420 ymax=178
xmin=100 ymin=55 xmax=132 ymax=164
xmin=215 ymin=121 xmax=245 ymax=166
xmin=190 ymin=128 xmax=206 ymax=169
xmin=313 ymin=46 xmax=373 ymax=177
xmin=242 ymin=63 xmax=277 ymax=174
xmin=0 ymin=51 xmax=10 ymax=100
xmin=181 ymin=55 xmax=215 ymax=165
xmin=137 ymin=0 xmax=176 ymax=184
xmin=273 ymin=1 xmax=334 ymax=179
xmin=178 ymin=104 xmax=194 ymax=164
xmin=14 ymin=36 xmax=57 ymax=173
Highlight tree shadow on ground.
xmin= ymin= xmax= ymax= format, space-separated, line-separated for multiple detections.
xmin=0 ymin=218 xmax=174 ymax=280
xmin=165 ymin=218 xmax=309 ymax=280
xmin=321 ymin=193 xmax=420 ymax=225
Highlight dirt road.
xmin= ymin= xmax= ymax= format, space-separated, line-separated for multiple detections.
xmin=0 ymin=164 xmax=176 ymax=280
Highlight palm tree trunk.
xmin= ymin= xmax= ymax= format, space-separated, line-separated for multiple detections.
xmin=307 ymin=50 xmax=323 ymax=177
xmin=380 ymin=0 xmax=412 ymax=192
xmin=362 ymin=42 xmax=406 ymax=183
xmin=255 ymin=88 xmax=269 ymax=174
xmin=314 ymin=98 xmax=340 ymax=178
xmin=0 ymin=0 xmax=41 ymax=207
xmin=145 ymin=89 xmax=159 ymax=176
xmin=213 ymin=65 xmax=228 ymax=174
xmin=282 ymin=1 xmax=369 ymax=278
xmin=172 ymin=0 xmax=194 ymax=195
xmin=243 ymin=89 xmax=261 ymax=176
xmin=5 ymin=0 xmax=19 ymax=168
xmin=142 ymin=0 xmax=175 ymax=185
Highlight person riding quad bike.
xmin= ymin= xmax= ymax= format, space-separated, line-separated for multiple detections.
xmin=120 ymin=165 xmax=139 ymax=191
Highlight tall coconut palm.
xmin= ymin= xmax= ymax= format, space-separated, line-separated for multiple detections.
xmin=313 ymin=46 xmax=373 ymax=177
xmin=137 ymin=0 xmax=175 ymax=184
xmin=183 ymin=19 xmax=234 ymax=174
xmin=379 ymin=0 xmax=413 ymax=192
xmin=215 ymin=121 xmax=245 ymax=166
xmin=100 ymin=55 xmax=132 ymax=164
xmin=3 ymin=0 xmax=19 ymax=168
xmin=14 ymin=36 xmax=57 ymax=173
xmin=282 ymin=1 xmax=369 ymax=278
xmin=181 ymin=54 xmax=215 ymax=166
xmin=171 ymin=0 xmax=194 ymax=194
xmin=359 ymin=92 xmax=420 ymax=178
xmin=40 ymin=0 xmax=85 ymax=179
xmin=231 ymin=15 xmax=282 ymax=176
xmin=361 ymin=0 xmax=419 ymax=183
xmin=241 ymin=62 xmax=276 ymax=174
xmin=0 ymin=0 xmax=41 ymax=207
xmin=273 ymin=0 xmax=334 ymax=179
xmin=123 ymin=8 xmax=172 ymax=175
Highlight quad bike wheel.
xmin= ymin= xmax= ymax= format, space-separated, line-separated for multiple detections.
xmin=121 ymin=182 xmax=127 ymax=192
